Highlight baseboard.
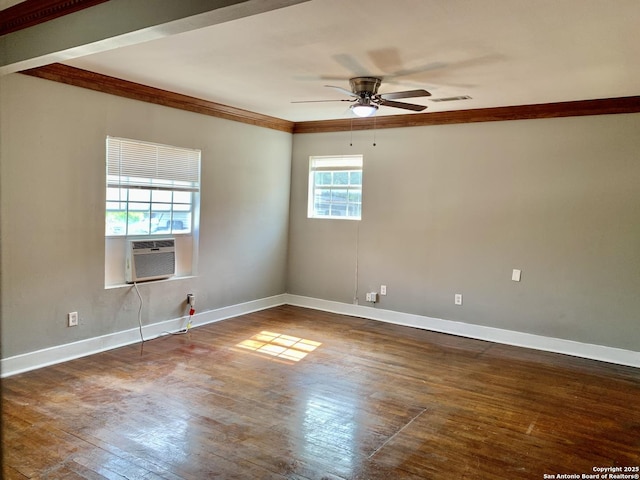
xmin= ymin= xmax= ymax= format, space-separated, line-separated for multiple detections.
xmin=4 ymin=293 xmax=638 ymax=376
xmin=0 ymin=294 xmax=287 ymax=378
xmin=284 ymin=294 xmax=640 ymax=368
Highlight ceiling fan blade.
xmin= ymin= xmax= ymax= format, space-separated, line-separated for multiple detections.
xmin=378 ymin=99 xmax=427 ymax=112
xmin=332 ymin=53 xmax=369 ymax=77
xmin=325 ymin=85 xmax=357 ymax=97
xmin=379 ymin=89 xmax=431 ymax=100
xmin=291 ymin=99 xmax=353 ymax=103
xmin=368 ymin=47 xmax=403 ymax=73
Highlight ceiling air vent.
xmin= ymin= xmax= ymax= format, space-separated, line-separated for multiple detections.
xmin=430 ymin=95 xmax=472 ymax=102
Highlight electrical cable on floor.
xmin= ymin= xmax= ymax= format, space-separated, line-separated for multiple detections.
xmin=134 ymin=282 xmax=196 ymax=342
xmin=133 ymin=281 xmax=145 ymax=343
xmin=164 ymin=306 xmax=195 ymax=336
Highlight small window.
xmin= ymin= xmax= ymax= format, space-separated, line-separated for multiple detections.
xmin=308 ymin=155 xmax=363 ymax=220
xmin=106 ymin=137 xmax=200 ymax=237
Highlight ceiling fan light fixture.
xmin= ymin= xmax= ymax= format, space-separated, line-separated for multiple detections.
xmin=351 ymin=103 xmax=378 ymax=117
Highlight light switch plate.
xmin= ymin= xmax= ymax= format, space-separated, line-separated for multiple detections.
xmin=512 ymin=269 xmax=522 ymax=282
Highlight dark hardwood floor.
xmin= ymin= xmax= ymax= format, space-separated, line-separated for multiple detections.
xmin=3 ymin=305 xmax=640 ymax=479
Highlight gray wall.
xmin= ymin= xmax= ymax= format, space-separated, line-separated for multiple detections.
xmin=1 ymin=73 xmax=292 ymax=358
xmin=2 ymin=71 xmax=639 ymax=361
xmin=288 ymin=114 xmax=640 ymax=351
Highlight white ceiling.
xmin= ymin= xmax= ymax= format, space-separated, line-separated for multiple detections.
xmin=59 ymin=0 xmax=640 ymax=122
xmin=0 ymin=0 xmax=21 ymax=9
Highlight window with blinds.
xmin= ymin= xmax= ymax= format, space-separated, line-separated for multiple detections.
xmin=106 ymin=137 xmax=201 ymax=237
xmin=308 ymin=155 xmax=363 ymax=220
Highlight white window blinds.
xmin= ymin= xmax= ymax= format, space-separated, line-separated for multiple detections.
xmin=107 ymin=137 xmax=201 ymax=191
xmin=309 ymin=155 xmax=363 ymax=171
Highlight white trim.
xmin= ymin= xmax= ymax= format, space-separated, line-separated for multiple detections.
xmin=1 ymin=294 xmax=287 ymax=378
xmin=284 ymin=294 xmax=640 ymax=368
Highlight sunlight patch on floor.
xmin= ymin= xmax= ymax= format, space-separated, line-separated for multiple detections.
xmin=235 ymin=331 xmax=321 ymax=363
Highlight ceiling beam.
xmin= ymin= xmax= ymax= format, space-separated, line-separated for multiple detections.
xmin=0 ymin=0 xmax=310 ymax=75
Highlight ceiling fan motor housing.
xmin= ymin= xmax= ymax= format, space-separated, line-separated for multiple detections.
xmin=350 ymin=77 xmax=382 ymax=97
xmin=297 ymin=76 xmax=430 ymax=114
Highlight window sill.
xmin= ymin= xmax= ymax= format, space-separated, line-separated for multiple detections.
xmin=307 ymin=216 xmax=361 ymax=221
xmin=105 ymin=275 xmax=198 ymax=290
xmin=105 ymin=233 xmax=193 ymax=239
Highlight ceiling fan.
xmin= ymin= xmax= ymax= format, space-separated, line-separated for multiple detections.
xmin=294 ymin=76 xmax=432 ymax=117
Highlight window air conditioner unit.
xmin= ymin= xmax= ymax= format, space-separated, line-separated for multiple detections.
xmin=126 ymin=239 xmax=176 ymax=283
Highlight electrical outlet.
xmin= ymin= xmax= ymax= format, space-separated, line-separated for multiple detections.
xmin=366 ymin=292 xmax=378 ymax=303
xmin=454 ymin=294 xmax=463 ymax=306
xmin=187 ymin=293 xmax=195 ymax=307
xmin=380 ymin=285 xmax=387 ymax=295
xmin=68 ymin=311 xmax=78 ymax=327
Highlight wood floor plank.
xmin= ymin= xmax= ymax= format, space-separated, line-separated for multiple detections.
xmin=2 ymin=465 xmax=30 ymax=480
xmin=3 ymin=305 xmax=640 ymax=479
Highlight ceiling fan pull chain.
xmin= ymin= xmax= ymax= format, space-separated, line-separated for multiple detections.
xmin=350 ymin=118 xmax=354 ymax=146
xmin=373 ymin=115 xmax=377 ymax=146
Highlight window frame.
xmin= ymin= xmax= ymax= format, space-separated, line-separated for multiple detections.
xmin=307 ymin=155 xmax=363 ymax=221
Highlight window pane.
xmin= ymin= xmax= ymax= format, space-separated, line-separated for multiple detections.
xmin=348 ymin=204 xmax=361 ymax=218
xmin=106 ymin=211 xmax=127 ymax=236
xmin=314 ymin=202 xmax=331 ymax=216
xmin=333 ymin=172 xmax=348 ymax=185
xmin=106 ymin=187 xmax=127 ymax=201
xmin=315 ymin=172 xmax=332 ymax=185
xmin=173 ymin=191 xmax=191 ymax=204
xmin=152 ymin=190 xmax=172 ymax=203
xmin=150 ymin=207 xmax=171 ymax=233
xmin=129 ymin=189 xmax=151 ymax=202
xmin=105 ymin=189 xmax=194 ymax=236
xmin=330 ymin=204 xmax=347 ymax=216
xmin=106 ymin=201 xmax=127 ymax=211
xmin=128 ymin=202 xmax=150 ymax=212
xmin=173 ymin=204 xmax=191 ymax=212
xmin=349 ymin=171 xmax=362 ymax=185
xmin=151 ymin=203 xmax=171 ymax=212
xmin=348 ymin=190 xmax=362 ymax=203
xmin=331 ymin=190 xmax=348 ymax=203
xmin=171 ymin=211 xmax=191 ymax=234
xmin=127 ymin=211 xmax=149 ymax=235
xmin=315 ymin=188 xmax=331 ymax=202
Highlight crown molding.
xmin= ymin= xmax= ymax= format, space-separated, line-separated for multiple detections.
xmin=0 ymin=0 xmax=108 ymax=36
xmin=293 ymin=96 xmax=640 ymax=134
xmin=20 ymin=63 xmax=640 ymax=135
xmin=21 ymin=63 xmax=295 ymax=133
